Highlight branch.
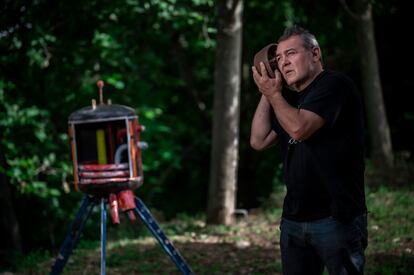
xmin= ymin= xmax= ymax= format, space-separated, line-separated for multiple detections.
xmin=339 ymin=0 xmax=362 ymax=21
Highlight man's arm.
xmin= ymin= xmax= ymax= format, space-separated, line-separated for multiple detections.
xmin=252 ymin=63 xmax=324 ymax=141
xmin=250 ymin=95 xmax=278 ymax=151
xmin=267 ymin=92 xmax=324 ymax=141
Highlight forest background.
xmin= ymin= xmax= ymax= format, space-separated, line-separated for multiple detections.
xmin=1 ymin=0 xmax=413 ymax=272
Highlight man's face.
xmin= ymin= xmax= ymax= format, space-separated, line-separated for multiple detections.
xmin=275 ymin=35 xmax=319 ymax=91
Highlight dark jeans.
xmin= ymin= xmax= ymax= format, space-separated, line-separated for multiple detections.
xmin=280 ymin=214 xmax=368 ymax=275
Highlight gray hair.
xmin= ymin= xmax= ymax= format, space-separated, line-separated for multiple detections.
xmin=278 ymin=25 xmax=320 ymax=50
xmin=278 ymin=25 xmax=322 ymax=63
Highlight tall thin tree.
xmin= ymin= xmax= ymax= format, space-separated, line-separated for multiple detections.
xmin=341 ymin=0 xmax=394 ymax=168
xmin=207 ymin=0 xmax=243 ymax=225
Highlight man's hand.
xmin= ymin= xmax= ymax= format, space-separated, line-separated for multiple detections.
xmin=252 ymin=62 xmax=284 ymax=98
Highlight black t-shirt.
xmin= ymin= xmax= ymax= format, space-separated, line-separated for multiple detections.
xmin=272 ymin=70 xmax=367 ymax=223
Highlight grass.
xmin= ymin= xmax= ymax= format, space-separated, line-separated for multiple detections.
xmin=3 ymin=183 xmax=414 ymax=275
xmin=364 ymin=185 xmax=414 ymax=274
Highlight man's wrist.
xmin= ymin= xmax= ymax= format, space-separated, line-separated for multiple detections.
xmin=266 ymin=90 xmax=283 ymax=101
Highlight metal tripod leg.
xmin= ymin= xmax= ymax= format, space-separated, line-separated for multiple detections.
xmin=133 ymin=197 xmax=194 ymax=275
xmin=50 ymin=195 xmax=96 ymax=275
xmin=100 ymin=198 xmax=107 ymax=275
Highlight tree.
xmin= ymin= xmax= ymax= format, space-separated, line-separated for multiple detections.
xmin=207 ymin=0 xmax=243 ymax=225
xmin=0 ymin=148 xmax=22 ymax=265
xmin=341 ymin=0 xmax=394 ymax=169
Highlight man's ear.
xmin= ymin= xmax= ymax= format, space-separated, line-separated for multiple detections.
xmin=312 ymin=47 xmax=321 ymax=61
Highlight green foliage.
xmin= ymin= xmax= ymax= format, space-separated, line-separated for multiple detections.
xmin=0 ymin=80 xmax=70 ymax=200
xmin=1 ymin=0 xmax=413 ymax=265
xmin=0 ymin=79 xmax=79 ymax=261
xmin=1 ymin=0 xmax=219 ymax=262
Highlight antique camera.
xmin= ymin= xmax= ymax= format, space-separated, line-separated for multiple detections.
xmin=253 ymin=43 xmax=278 ymax=78
xmin=67 ymin=80 xmax=146 ymax=222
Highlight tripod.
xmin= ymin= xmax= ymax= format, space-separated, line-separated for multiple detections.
xmin=50 ymin=195 xmax=194 ymax=275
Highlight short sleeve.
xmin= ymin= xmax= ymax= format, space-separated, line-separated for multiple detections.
xmin=299 ymin=74 xmax=348 ymax=127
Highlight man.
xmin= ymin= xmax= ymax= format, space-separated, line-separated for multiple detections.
xmin=250 ymin=25 xmax=368 ymax=274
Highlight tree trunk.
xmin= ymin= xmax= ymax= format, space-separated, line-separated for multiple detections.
xmin=354 ymin=0 xmax=394 ymax=168
xmin=207 ymin=0 xmax=243 ymax=225
xmin=0 ymin=152 xmax=22 ymax=265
